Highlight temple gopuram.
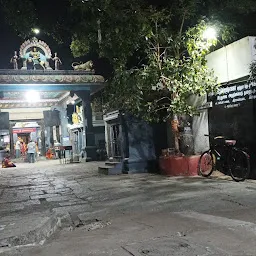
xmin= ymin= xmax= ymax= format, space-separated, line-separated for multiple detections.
xmin=0 ymin=37 xmax=105 ymax=161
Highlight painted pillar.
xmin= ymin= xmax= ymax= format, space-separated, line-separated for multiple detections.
xmin=75 ymin=91 xmax=96 ymax=160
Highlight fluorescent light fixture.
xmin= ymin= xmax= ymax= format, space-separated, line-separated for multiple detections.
xmin=26 ymin=90 xmax=40 ymax=102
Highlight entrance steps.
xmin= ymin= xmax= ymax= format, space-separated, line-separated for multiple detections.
xmin=98 ymin=159 xmax=123 ymax=175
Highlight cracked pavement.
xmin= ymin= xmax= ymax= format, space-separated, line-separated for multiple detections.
xmin=1 ymin=160 xmax=256 ymax=255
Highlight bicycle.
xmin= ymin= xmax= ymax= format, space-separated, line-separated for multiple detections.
xmin=198 ymin=135 xmax=250 ymax=182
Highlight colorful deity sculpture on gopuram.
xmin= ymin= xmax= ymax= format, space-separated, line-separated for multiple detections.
xmin=11 ymin=37 xmax=62 ymax=70
xmin=28 ymin=47 xmax=45 ymax=70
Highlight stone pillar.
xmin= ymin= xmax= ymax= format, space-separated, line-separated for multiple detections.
xmin=40 ymin=121 xmax=46 ymax=156
xmin=9 ymin=123 xmax=14 ymax=157
xmin=52 ymin=104 xmax=69 ymax=144
xmin=56 ymin=126 xmax=60 ymax=143
xmin=45 ymin=127 xmax=50 ymax=148
xmin=75 ymin=91 xmax=96 ymax=161
xmin=49 ymin=126 xmax=54 ymax=147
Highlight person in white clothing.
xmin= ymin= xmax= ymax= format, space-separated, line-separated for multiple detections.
xmin=15 ymin=140 xmax=21 ymax=158
xmin=27 ymin=140 xmax=36 ymax=163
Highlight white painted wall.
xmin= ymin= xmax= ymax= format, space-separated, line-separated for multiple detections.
xmin=189 ymin=95 xmax=210 ymax=154
xmin=2 ymin=107 xmax=50 ymax=121
xmin=206 ymin=36 xmax=256 ymax=83
xmin=190 ymin=36 xmax=256 ymax=154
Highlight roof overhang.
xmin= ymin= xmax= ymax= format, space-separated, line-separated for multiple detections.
xmin=0 ymin=70 xmax=105 ymax=108
xmin=0 ymin=69 xmax=105 ymax=92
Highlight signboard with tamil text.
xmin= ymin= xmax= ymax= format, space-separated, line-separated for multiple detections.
xmin=208 ymin=80 xmax=256 ymax=177
xmin=209 ymin=81 xmax=256 ymax=109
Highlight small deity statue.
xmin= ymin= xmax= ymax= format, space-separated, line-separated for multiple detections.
xmin=29 ymin=47 xmax=45 ymax=70
xmin=29 ymin=47 xmax=40 ymax=64
xmin=10 ymin=51 xmax=19 ymax=70
xmin=52 ymin=52 xmax=62 ymax=70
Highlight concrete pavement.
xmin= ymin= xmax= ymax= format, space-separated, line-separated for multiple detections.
xmin=0 ymin=160 xmax=256 ymax=255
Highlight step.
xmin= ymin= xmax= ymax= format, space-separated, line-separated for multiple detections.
xmin=105 ymin=161 xmax=120 ymax=166
xmin=108 ymin=157 xmax=122 ymax=162
xmin=0 ymin=211 xmax=62 ymax=248
xmin=98 ymin=165 xmax=112 ymax=175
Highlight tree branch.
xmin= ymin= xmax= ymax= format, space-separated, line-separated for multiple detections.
xmin=179 ymin=10 xmax=187 ymax=37
xmin=153 ymin=106 xmax=169 ymax=112
xmin=155 ymin=97 xmax=172 ymax=103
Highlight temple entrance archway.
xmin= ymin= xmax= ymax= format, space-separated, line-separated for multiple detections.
xmin=0 ymin=37 xmax=105 ymax=161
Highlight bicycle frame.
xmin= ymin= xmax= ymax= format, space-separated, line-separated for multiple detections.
xmin=210 ymin=143 xmax=234 ymax=174
xmin=200 ymin=134 xmax=251 ymax=181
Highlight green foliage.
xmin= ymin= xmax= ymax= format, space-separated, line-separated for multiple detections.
xmin=104 ymin=21 xmax=218 ymax=122
xmin=249 ymin=42 xmax=256 ymax=81
xmin=2 ymin=0 xmax=256 ymax=122
xmin=0 ymin=0 xmax=37 ymax=38
xmin=249 ymin=61 xmax=256 ymax=81
xmin=70 ymin=38 xmax=91 ymax=58
xmin=69 ymin=0 xmax=158 ymax=68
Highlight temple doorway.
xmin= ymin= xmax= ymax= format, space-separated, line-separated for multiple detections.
xmin=17 ymin=133 xmax=30 ymax=144
xmin=109 ymin=124 xmax=122 ymax=159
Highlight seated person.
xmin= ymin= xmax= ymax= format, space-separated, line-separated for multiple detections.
xmin=2 ymin=154 xmax=16 ymax=168
xmin=46 ymin=148 xmax=54 ymax=159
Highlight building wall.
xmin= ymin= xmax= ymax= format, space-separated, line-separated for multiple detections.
xmin=2 ymin=108 xmax=50 ymax=121
xmin=52 ymin=104 xmax=69 ymax=144
xmin=189 ymin=95 xmax=210 ymax=154
xmin=188 ymin=37 xmax=256 ymax=155
xmin=206 ymin=37 xmax=256 ymax=177
xmin=206 ymin=36 xmax=256 ymax=83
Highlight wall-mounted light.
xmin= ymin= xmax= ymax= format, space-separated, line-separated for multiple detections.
xmin=203 ymin=27 xmax=217 ymax=40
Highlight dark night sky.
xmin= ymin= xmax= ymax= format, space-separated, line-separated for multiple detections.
xmin=0 ymin=10 xmax=22 ymax=69
xmin=0 ymin=4 xmax=112 ymax=77
xmin=1 ymin=1 xmax=256 ymax=73
xmin=0 ymin=1 xmax=86 ymax=71
xmin=0 ymin=23 xmax=73 ymax=70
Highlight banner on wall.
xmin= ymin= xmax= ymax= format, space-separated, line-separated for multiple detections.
xmin=13 ymin=128 xmax=37 ymax=134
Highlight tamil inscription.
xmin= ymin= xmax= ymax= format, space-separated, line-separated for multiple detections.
xmin=209 ymin=81 xmax=256 ymax=108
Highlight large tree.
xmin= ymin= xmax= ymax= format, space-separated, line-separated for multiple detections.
xmin=103 ymin=20 xmax=218 ymax=151
xmin=2 ymin=0 xmax=256 ymax=151
xmin=2 ymin=0 xmax=256 ymax=60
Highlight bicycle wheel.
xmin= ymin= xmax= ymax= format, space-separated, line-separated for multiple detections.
xmin=198 ymin=151 xmax=215 ymax=177
xmin=228 ymin=149 xmax=250 ymax=182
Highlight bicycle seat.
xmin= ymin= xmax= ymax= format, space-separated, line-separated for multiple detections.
xmin=225 ymin=140 xmax=236 ymax=146
xmin=214 ymin=136 xmax=225 ymax=140
xmin=213 ymin=136 xmax=225 ymax=146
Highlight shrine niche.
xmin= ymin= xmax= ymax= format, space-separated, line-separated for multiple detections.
xmin=19 ymin=37 xmax=52 ymax=70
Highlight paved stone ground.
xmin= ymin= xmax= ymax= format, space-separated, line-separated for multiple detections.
xmin=1 ymin=160 xmax=256 ymax=255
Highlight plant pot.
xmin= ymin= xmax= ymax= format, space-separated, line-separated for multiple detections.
xmin=159 ymin=155 xmax=200 ymax=176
